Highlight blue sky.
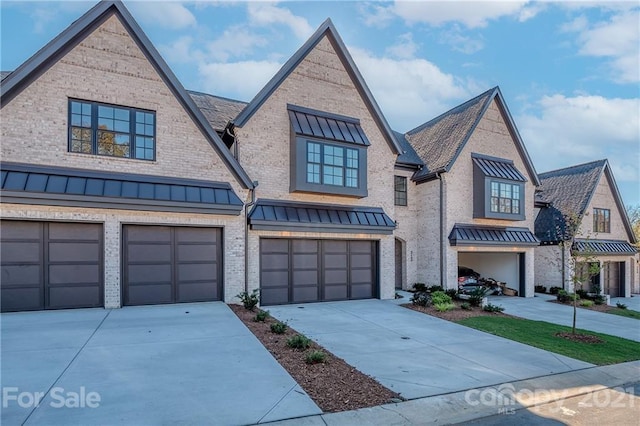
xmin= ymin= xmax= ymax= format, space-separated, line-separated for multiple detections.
xmin=2 ymin=1 xmax=639 ymax=206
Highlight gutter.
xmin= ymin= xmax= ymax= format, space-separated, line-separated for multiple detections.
xmin=244 ymin=184 xmax=258 ymax=293
xmin=436 ymin=171 xmax=446 ymax=287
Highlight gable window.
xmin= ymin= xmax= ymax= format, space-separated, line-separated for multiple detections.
xmin=394 ymin=176 xmax=407 ymax=206
xmin=593 ymin=208 xmax=610 ymax=233
xmin=472 ymin=153 xmax=526 ymax=221
xmin=69 ymin=100 xmax=155 ymax=161
xmin=290 ymin=104 xmax=368 ymax=197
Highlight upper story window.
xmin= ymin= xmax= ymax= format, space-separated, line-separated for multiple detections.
xmin=472 ymin=153 xmax=526 ymax=221
xmin=394 ymin=176 xmax=407 ymax=206
xmin=593 ymin=208 xmax=610 ymax=233
xmin=289 ymin=104 xmax=368 ymax=197
xmin=69 ymin=100 xmax=156 ymax=161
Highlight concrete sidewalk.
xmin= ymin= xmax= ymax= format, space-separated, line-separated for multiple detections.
xmin=267 ymin=299 xmax=591 ymax=400
xmin=263 ymin=361 xmax=640 ymax=425
xmin=489 ymin=295 xmax=640 ymax=342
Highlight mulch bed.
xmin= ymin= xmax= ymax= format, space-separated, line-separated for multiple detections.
xmin=402 ymin=300 xmax=509 ymax=321
xmin=549 ymin=299 xmax=614 ymax=313
xmin=229 ymin=304 xmax=401 ymax=413
xmin=555 ymin=332 xmax=604 ymax=344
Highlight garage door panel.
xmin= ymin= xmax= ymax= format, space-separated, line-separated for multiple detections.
xmin=292 ymin=240 xmax=318 ymax=252
xmin=293 ymin=270 xmax=318 ymax=285
xmin=178 ymin=282 xmax=218 ymax=303
xmin=49 ymin=265 xmax=100 ymax=284
xmin=128 ymin=284 xmax=173 ymax=305
xmin=177 ymin=244 xmax=216 ymax=262
xmin=48 ymin=286 xmax=101 ymax=309
xmin=351 ymin=268 xmax=373 ymax=284
xmin=127 ymin=264 xmax=172 ymax=284
xmin=325 ymin=270 xmax=347 ymax=285
xmin=324 ymin=285 xmax=347 ymax=300
xmin=125 ymin=226 xmax=171 ymax=242
xmin=262 ymin=254 xmax=288 ymax=270
xmin=350 ymin=241 xmax=373 ymax=253
xmin=351 ymin=254 xmax=372 ymax=268
xmin=1 ymin=288 xmax=43 ymax=311
xmin=293 ymin=286 xmax=318 ymax=303
xmin=127 ymin=244 xmax=171 ymax=262
xmin=1 ymin=242 xmax=41 ymax=263
xmin=261 ymin=288 xmax=289 ymax=305
xmin=324 ymin=254 xmax=347 ymax=268
xmin=49 ymin=242 xmax=100 ymax=262
xmin=48 ymin=222 xmax=101 ymax=240
xmin=1 ymin=265 xmax=41 ymax=286
xmin=1 ymin=221 xmax=41 ymax=239
xmin=293 ymin=254 xmax=317 ymax=268
xmin=263 ymin=239 xmax=289 ymax=252
xmin=175 ymin=227 xmax=217 ymax=243
xmin=323 ymin=241 xmax=347 ymax=252
xmin=262 ymin=270 xmax=288 ymax=287
xmin=351 ymin=283 xmax=373 ymax=299
xmin=177 ymin=263 xmax=217 ymax=282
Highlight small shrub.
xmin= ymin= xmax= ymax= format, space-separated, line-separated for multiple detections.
xmin=434 ymin=302 xmax=455 ymax=312
xmin=593 ymin=295 xmax=606 ymax=305
xmin=483 ymin=303 xmax=505 ymax=313
xmin=412 ymin=283 xmax=427 ymax=292
xmin=427 ymin=285 xmax=444 ymax=293
xmin=576 ymin=289 xmax=589 ymax=299
xmin=287 ymin=334 xmax=311 ymax=350
xmin=411 ymin=291 xmax=432 ymax=307
xmin=270 ymin=321 xmax=288 ymax=334
xmin=431 ymin=291 xmax=452 ymax=305
xmin=616 ymin=302 xmax=628 ymax=310
xmin=549 ymin=286 xmax=562 ymax=295
xmin=254 ymin=310 xmax=270 ymax=322
xmin=445 ymin=289 xmax=458 ymax=299
xmin=580 ymin=300 xmax=594 ymax=307
xmin=236 ymin=289 xmax=260 ymax=311
xmin=468 ymin=287 xmax=490 ymax=307
xmin=305 ymin=350 xmax=327 ymax=364
xmin=535 ymin=285 xmax=547 ymax=293
xmin=460 ymin=302 xmax=471 ymax=310
xmin=556 ymin=290 xmax=578 ymax=303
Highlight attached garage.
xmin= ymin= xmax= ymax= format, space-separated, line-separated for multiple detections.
xmin=603 ymin=261 xmax=625 ymax=298
xmin=1 ymin=220 xmax=103 ymax=312
xmin=260 ymin=238 xmax=378 ymax=305
xmin=122 ymin=225 xmax=222 ymax=306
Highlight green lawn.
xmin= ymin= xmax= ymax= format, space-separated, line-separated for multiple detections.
xmin=457 ymin=316 xmax=640 ymax=365
xmin=606 ymin=308 xmax=640 ymax=320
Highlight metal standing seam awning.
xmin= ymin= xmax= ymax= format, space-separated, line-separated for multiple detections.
xmin=248 ymin=199 xmax=396 ymax=235
xmin=573 ymin=239 xmax=638 ymax=256
xmin=287 ymin=104 xmax=370 ymax=146
xmin=0 ymin=162 xmax=244 ymax=215
xmin=449 ymin=224 xmax=539 ymax=247
xmin=472 ymin=153 xmax=527 ymax=182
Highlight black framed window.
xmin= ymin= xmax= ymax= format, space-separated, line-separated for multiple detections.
xmin=593 ymin=208 xmax=610 ymax=233
xmin=490 ymin=181 xmax=520 ymax=214
xmin=394 ymin=176 xmax=407 ymax=206
xmin=69 ymin=100 xmax=155 ymax=160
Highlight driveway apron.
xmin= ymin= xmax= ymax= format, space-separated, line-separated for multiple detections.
xmin=267 ymin=299 xmax=593 ymax=400
xmin=1 ymin=302 xmax=320 ymax=425
xmin=490 ymin=295 xmax=640 ymax=342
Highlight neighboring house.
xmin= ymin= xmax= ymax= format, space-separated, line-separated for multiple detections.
xmin=396 ymin=88 xmax=541 ymax=297
xmin=0 ymin=1 xmax=253 ymax=311
xmin=534 ymin=160 xmax=639 ymax=296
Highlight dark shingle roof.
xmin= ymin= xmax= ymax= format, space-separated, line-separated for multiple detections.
xmin=406 ymin=87 xmax=495 ymax=180
xmin=0 ymin=71 xmax=11 ymax=81
xmin=393 ymin=131 xmax=423 ymax=167
xmin=187 ymin=90 xmax=247 ymax=132
xmin=0 ymin=162 xmax=243 ymax=215
xmin=534 ymin=160 xmax=606 ymax=242
xmin=248 ymin=199 xmax=396 ymax=234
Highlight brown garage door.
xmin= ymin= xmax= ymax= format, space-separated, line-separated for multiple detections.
xmin=1 ymin=220 xmax=103 ymax=312
xmin=260 ymin=238 xmax=377 ymax=305
xmin=122 ymin=225 xmax=222 ymax=306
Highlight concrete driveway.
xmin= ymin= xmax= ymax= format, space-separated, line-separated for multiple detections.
xmin=267 ymin=299 xmax=592 ymax=400
xmin=490 ymin=294 xmax=640 ymax=342
xmin=1 ymin=302 xmax=320 ymax=425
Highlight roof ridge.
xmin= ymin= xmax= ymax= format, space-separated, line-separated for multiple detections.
xmin=186 ymin=89 xmax=248 ymax=105
xmin=539 ymin=159 xmax=607 ymax=179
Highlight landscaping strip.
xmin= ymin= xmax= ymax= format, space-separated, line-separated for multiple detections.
xmin=606 ymin=308 xmax=640 ymax=320
xmin=229 ymin=304 xmax=401 ymax=413
xmin=457 ymin=316 xmax=640 ymax=365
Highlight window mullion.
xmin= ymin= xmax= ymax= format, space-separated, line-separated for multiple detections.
xmin=130 ymin=110 xmax=135 ymax=159
xmin=91 ymin=103 xmax=98 ymax=155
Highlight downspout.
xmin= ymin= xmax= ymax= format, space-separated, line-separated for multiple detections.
xmin=244 ymin=184 xmax=257 ymax=293
xmin=561 ymin=242 xmax=566 ymax=290
xmin=436 ymin=172 xmax=446 ymax=287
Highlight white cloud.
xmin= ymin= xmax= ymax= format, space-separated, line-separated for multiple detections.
xmin=350 ymin=47 xmax=472 ymax=131
xmin=392 ymin=1 xmax=531 ymax=28
xmin=358 ymin=2 xmax=396 ymax=28
xmin=438 ymin=27 xmax=484 ymax=54
xmin=518 ymin=94 xmax=640 ymax=184
xmin=159 ymin=36 xmax=199 ymax=64
xmin=206 ymin=26 xmax=268 ymax=62
xmin=127 ymin=1 xmax=196 ymax=30
xmin=246 ymin=2 xmax=313 ymax=39
xmin=385 ymin=33 xmax=419 ymax=59
xmin=198 ymin=60 xmax=282 ymax=101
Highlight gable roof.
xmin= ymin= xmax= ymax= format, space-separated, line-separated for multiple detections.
xmin=188 ymin=90 xmax=247 ymax=133
xmin=232 ymin=18 xmax=403 ymax=156
xmin=393 ymin=131 xmax=424 ymax=168
xmin=535 ymin=159 xmax=637 ymax=244
xmin=405 ymin=86 xmax=539 ymax=185
xmin=0 ymin=0 xmax=253 ymax=189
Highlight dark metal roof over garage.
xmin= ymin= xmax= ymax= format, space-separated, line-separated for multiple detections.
xmin=248 ymin=199 xmax=396 ymax=234
xmin=288 ymin=104 xmax=370 ymax=146
xmin=573 ymin=239 xmax=638 ymax=256
xmin=0 ymin=162 xmax=243 ymax=215
xmin=449 ymin=224 xmax=539 ymax=247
